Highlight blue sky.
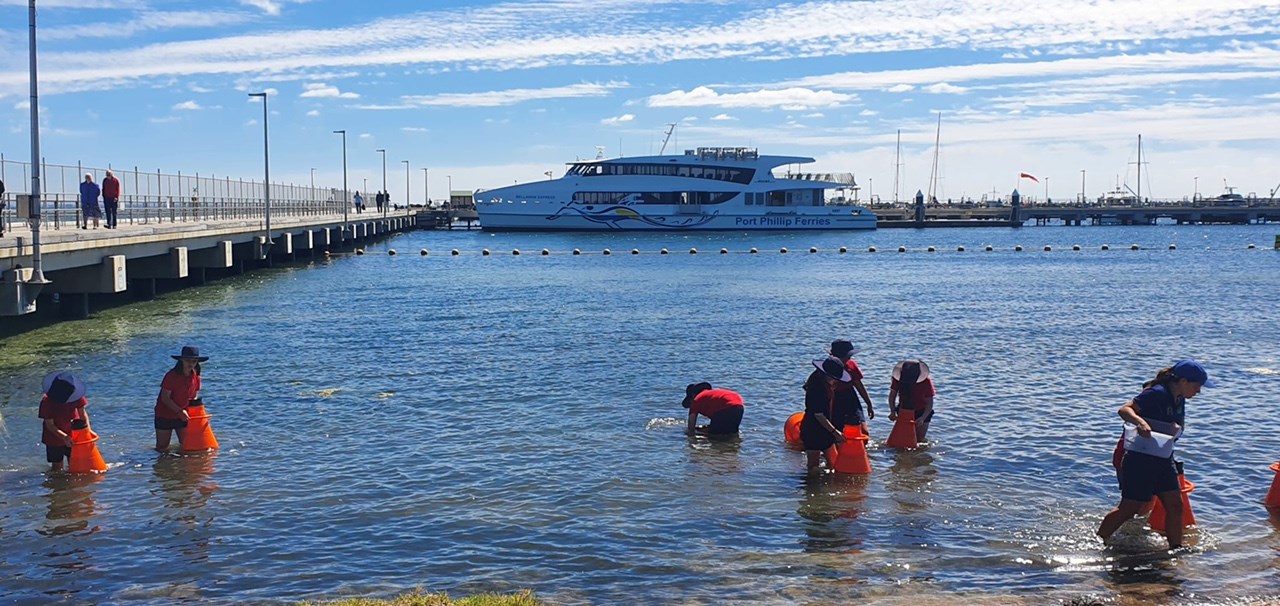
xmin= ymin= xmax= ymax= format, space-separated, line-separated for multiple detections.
xmin=2 ymin=0 xmax=1279 ymax=204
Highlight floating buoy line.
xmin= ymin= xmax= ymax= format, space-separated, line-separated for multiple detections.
xmin=355 ymin=243 xmax=1268 ymax=256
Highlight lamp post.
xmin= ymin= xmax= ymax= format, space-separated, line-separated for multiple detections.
xmin=309 ymin=167 xmax=315 ymax=204
xmin=376 ymin=148 xmax=386 ymax=216
xmin=1080 ymin=169 xmax=1086 ymax=204
xmin=422 ymin=167 xmax=429 ymax=208
xmin=402 ymin=159 xmax=409 ymax=216
xmin=447 ymin=175 xmax=452 ymax=209
xmin=1044 ymin=176 xmax=1049 ymax=204
xmin=247 ymin=92 xmax=271 ymax=252
xmin=24 ymin=0 xmax=50 ymax=290
xmin=1194 ymin=176 xmax=1199 ymax=201
xmin=333 ymin=129 xmax=348 ymax=224
xmin=869 ymin=177 xmax=873 ymax=203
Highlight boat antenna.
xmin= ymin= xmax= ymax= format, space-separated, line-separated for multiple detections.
xmin=659 ymin=123 xmax=676 ymax=155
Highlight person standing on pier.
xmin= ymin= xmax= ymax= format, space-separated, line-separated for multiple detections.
xmin=800 ymin=356 xmax=851 ymax=473
xmin=79 ymin=173 xmax=101 ymax=230
xmin=0 ymin=178 xmax=6 ymax=237
xmin=829 ymin=340 xmax=875 ymax=437
xmin=1097 ymin=360 xmax=1214 ymax=551
xmin=102 ymin=170 xmax=121 ymax=229
xmin=681 ymin=382 xmax=745 ymax=437
xmin=38 ymin=371 xmax=91 ymax=472
xmin=353 ymin=191 xmax=364 ymax=214
xmin=375 ymin=191 xmax=385 ymax=213
xmin=154 ymin=345 xmax=207 ymax=451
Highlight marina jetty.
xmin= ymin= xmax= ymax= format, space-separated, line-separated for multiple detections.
xmin=0 ymin=161 xmax=419 ymax=320
xmin=871 ymin=189 xmax=1280 ymax=227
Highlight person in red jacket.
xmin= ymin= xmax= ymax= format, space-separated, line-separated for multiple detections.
xmin=101 ymin=170 xmax=121 ymax=229
xmin=38 ymin=371 xmax=91 ymax=471
xmin=682 ymin=382 xmax=745 ymax=436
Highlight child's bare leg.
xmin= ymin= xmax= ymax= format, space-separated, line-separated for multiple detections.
xmin=155 ymin=429 xmax=172 ymax=451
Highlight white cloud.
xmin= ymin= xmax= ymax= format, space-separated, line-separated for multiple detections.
xmin=188 ymin=84 xmax=213 ymax=93
xmin=306 ymin=109 xmax=320 ymax=116
xmin=300 ymin=83 xmax=360 ymax=99
xmin=401 ymin=126 xmax=429 ymax=132
xmin=394 ymin=82 xmax=627 ymax=108
xmin=601 ymin=114 xmax=634 ymax=125
xmin=923 ymin=83 xmax=967 ymax=94
xmin=239 ymin=0 xmax=310 ymax=16
xmin=647 ymin=86 xmax=855 ymax=110
xmin=359 ymin=133 xmax=372 ymax=139
xmin=149 ymin=116 xmax=181 ymax=124
xmin=859 ymin=109 xmax=879 ymax=116
xmin=172 ymin=100 xmax=202 ymax=110
xmin=802 ymin=112 xmax=825 ymax=118
xmin=710 ymin=113 xmax=736 ymax=121
xmin=887 ymin=84 xmax=915 ymax=93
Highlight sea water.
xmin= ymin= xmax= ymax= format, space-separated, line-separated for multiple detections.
xmin=0 ymin=224 xmax=1278 ymax=605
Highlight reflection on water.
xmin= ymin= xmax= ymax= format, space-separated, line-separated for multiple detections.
xmin=150 ymin=452 xmax=218 ymax=574
xmin=40 ymin=473 xmax=103 ymax=538
xmin=885 ymin=447 xmax=938 ymax=514
xmin=797 ymin=473 xmax=868 ymax=553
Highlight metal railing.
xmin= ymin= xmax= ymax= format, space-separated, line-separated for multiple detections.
xmin=0 ymin=156 xmax=353 ymax=232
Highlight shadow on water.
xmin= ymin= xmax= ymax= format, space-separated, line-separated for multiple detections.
xmin=40 ymin=472 xmax=104 ymax=539
xmin=885 ymin=447 xmax=938 ymax=514
xmin=685 ymin=433 xmax=743 ymax=475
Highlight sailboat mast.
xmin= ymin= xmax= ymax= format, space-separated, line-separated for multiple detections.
xmin=893 ymin=129 xmax=901 ymax=204
xmin=928 ymin=113 xmax=941 ymax=204
xmin=1136 ymin=134 xmax=1142 ymax=203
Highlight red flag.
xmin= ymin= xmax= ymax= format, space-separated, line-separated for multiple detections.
xmin=1020 ymin=172 xmax=1039 ymax=183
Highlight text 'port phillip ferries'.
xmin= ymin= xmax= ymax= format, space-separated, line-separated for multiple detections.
xmin=474 ymin=147 xmax=876 ymax=231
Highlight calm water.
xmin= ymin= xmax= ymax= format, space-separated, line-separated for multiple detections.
xmin=1 ymin=224 xmax=1279 ymax=605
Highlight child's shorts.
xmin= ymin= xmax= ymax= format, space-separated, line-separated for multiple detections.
xmin=46 ymin=445 xmax=72 ymax=463
xmin=154 ymin=417 xmax=189 ymax=431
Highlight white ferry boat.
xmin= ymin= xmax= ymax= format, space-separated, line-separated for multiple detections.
xmin=473 ymin=147 xmax=875 ymax=231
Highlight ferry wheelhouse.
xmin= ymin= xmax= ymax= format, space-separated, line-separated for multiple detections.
xmin=473 ymin=147 xmax=875 ymax=231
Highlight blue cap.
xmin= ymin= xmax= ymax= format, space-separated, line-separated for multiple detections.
xmin=1172 ymin=359 xmax=1216 ymax=388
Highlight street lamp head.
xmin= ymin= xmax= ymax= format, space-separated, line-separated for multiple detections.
xmin=248 ymin=92 xmax=267 ymax=99
xmin=333 ymin=129 xmax=345 ymax=134
xmin=376 ymin=149 xmax=386 ymax=153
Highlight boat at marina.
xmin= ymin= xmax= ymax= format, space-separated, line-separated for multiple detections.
xmin=473 ymin=147 xmax=875 ymax=231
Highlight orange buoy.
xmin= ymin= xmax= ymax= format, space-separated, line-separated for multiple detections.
xmin=885 ymin=407 xmax=918 ymax=449
xmin=1265 ymin=462 xmax=1280 ymax=509
xmin=182 ymin=402 xmax=220 ymax=451
xmin=784 ymin=412 xmax=804 ymax=444
xmin=833 ymin=424 xmax=871 ymax=475
xmin=68 ymin=424 xmax=108 ymax=474
xmin=1149 ymin=464 xmax=1196 ymax=533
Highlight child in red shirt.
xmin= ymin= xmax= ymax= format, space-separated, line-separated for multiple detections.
xmin=155 ymin=345 xmax=208 ymax=451
xmin=682 ymin=382 xmax=745 ymax=436
xmin=38 ymin=371 xmax=91 ymax=471
xmin=888 ymin=359 xmax=936 ymax=442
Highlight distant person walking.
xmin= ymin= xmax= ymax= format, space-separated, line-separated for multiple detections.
xmin=101 ymin=170 xmax=121 ymax=229
xmin=79 ymin=173 xmax=101 ymax=230
xmin=375 ymin=191 xmax=384 ymax=213
xmin=154 ymin=345 xmax=208 ymax=451
xmin=353 ymin=191 xmax=364 ymax=214
xmin=681 ymin=382 xmax=745 ymax=436
xmin=383 ymin=190 xmax=391 ymax=213
xmin=1097 ymin=360 xmax=1215 ymax=551
xmin=0 ymin=177 xmax=6 ymax=237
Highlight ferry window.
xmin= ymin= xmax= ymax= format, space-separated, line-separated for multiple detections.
xmin=677 ymin=166 xmax=690 ymax=177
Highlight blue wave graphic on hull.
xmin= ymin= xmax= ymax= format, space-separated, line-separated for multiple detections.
xmin=546 ymin=205 xmax=718 ymax=229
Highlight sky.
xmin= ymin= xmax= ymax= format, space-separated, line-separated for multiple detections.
xmin=1 ymin=0 xmax=1279 ymax=205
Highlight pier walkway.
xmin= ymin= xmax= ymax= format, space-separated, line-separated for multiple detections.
xmin=1 ymin=210 xmax=416 ymax=318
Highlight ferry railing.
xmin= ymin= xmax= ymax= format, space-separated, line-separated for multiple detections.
xmin=0 ymin=156 xmax=352 ymax=233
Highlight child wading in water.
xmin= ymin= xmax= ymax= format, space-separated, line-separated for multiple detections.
xmin=155 ymin=345 xmax=208 ymax=451
xmin=888 ymin=359 xmax=935 ymax=443
xmin=38 ymin=371 xmax=91 ymax=471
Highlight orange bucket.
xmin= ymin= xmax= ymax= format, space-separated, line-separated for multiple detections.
xmin=182 ymin=403 xmax=220 ymax=451
xmin=1149 ymin=471 xmax=1196 ymax=533
xmin=784 ymin=412 xmax=804 ymax=444
xmin=834 ymin=425 xmax=872 ymax=475
xmin=885 ymin=408 xmax=918 ymax=449
xmin=69 ymin=426 xmax=108 ymax=473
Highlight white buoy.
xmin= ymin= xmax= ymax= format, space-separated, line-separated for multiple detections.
xmin=720 ymin=248 xmax=729 ymax=254
xmin=690 ymin=248 xmax=698 ymax=254
xmin=512 ymin=249 xmax=520 ymax=255
xmin=355 ymin=248 xmax=365 ymax=255
xmin=839 ymin=246 xmax=847 ymax=253
xmin=572 ymin=248 xmax=581 ymax=255
xmin=750 ymin=248 xmax=759 ymax=254
xmin=482 ymin=248 xmax=490 ymax=256
xmin=660 ymin=248 xmax=668 ymax=255
xmin=868 ymin=246 xmax=877 ymax=252
xmin=420 ymin=249 xmax=429 ymax=256
xmin=451 ymin=249 xmax=460 ymax=256
xmin=1101 ymin=244 xmax=1110 ymax=250
xmin=809 ymin=247 xmax=818 ymax=253
xmin=1131 ymin=244 xmax=1140 ymax=250
xmin=632 ymin=249 xmax=641 ymax=255
xmin=957 ymin=246 xmax=965 ymax=252
xmin=985 ymin=245 xmax=993 ymax=251
xmin=780 ymin=247 xmax=788 ymax=254
xmin=927 ymin=246 xmax=936 ymax=252
xmin=1169 ymin=244 xmax=1177 ymax=250
xmin=1072 ymin=245 xmax=1080 ymax=251
xmin=1043 ymin=245 xmax=1051 ymax=251
xmin=603 ymin=248 xmax=612 ymax=255
xmin=1014 ymin=245 xmax=1023 ymax=252
xmin=542 ymin=249 xmax=550 ymax=256
xmin=898 ymin=246 xmax=906 ymax=253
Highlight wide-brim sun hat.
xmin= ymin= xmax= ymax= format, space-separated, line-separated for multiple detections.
xmin=827 ymin=339 xmax=861 ymax=359
xmin=892 ymin=359 xmax=931 ymax=383
xmin=812 ymin=356 xmax=852 ymax=383
xmin=42 ymin=371 xmax=87 ymax=404
xmin=171 ymin=344 xmax=210 ymax=362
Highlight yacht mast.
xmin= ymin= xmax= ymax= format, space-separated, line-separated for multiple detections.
xmin=892 ymin=129 xmax=901 ymax=204
xmin=927 ymin=113 xmax=941 ymax=204
xmin=659 ymin=123 xmax=676 ymax=155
